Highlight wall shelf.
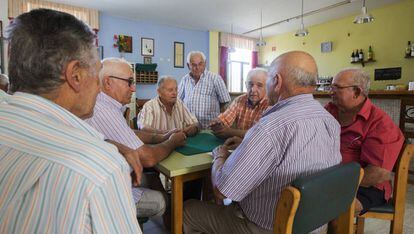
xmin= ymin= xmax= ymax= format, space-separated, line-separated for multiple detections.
xmin=136 ymin=71 xmax=158 ymax=84
xmin=351 ymin=59 xmax=376 ymax=67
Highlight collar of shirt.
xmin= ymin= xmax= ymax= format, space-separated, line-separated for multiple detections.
xmin=189 ymin=70 xmax=207 ymax=84
xmin=156 ymin=96 xmax=176 ymax=112
xmin=262 ymin=93 xmax=314 ymax=118
xmin=7 ymin=92 xmax=104 ymax=140
xmin=98 ymin=92 xmax=123 ymax=111
xmin=356 ymin=98 xmax=372 ymax=121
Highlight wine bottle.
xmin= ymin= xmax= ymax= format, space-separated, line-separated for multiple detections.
xmin=359 ymin=49 xmax=364 ymax=61
xmin=351 ymin=51 xmax=355 ymax=62
xmin=411 ymin=42 xmax=414 ymax=57
xmin=406 ymin=41 xmax=411 ymax=57
xmin=355 ymin=49 xmax=359 ymax=62
xmin=368 ymin=46 xmax=373 ymax=61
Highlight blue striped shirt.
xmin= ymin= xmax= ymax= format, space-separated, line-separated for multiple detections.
xmin=0 ymin=92 xmax=140 ymax=233
xmin=85 ymin=92 xmax=145 ymax=203
xmin=216 ymin=94 xmax=342 ymax=230
xmin=179 ymin=70 xmax=231 ymax=128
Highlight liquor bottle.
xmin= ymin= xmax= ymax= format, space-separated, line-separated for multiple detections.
xmin=351 ymin=51 xmax=355 ymax=62
xmin=359 ymin=49 xmax=364 ymax=61
xmin=368 ymin=46 xmax=373 ymax=61
xmin=355 ymin=49 xmax=359 ymax=62
xmin=406 ymin=41 xmax=411 ymax=57
xmin=411 ymin=42 xmax=414 ymax=57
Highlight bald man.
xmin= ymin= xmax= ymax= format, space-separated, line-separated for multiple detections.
xmin=183 ymin=51 xmax=341 ymax=233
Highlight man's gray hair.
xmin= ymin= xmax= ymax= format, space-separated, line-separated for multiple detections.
xmin=0 ymin=74 xmax=9 ymax=86
xmin=157 ymin=75 xmax=177 ymax=88
xmin=187 ymin=51 xmax=206 ymax=64
xmin=268 ymin=61 xmax=317 ymax=87
xmin=99 ymin=57 xmax=131 ymax=82
xmin=5 ymin=9 xmax=97 ymax=94
xmin=338 ymin=67 xmax=371 ymax=96
xmin=245 ymin=68 xmax=268 ymax=84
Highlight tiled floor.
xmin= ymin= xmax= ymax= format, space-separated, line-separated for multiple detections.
xmin=143 ymin=184 xmax=414 ymax=234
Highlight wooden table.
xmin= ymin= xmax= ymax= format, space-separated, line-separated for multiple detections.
xmin=155 ymin=150 xmax=213 ymax=234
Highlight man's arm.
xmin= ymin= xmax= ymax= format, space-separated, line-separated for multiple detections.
xmin=138 ymin=125 xmax=168 ymax=135
xmin=360 ymin=165 xmax=392 ymax=187
xmin=136 ymin=132 xmax=186 ymax=167
xmin=213 ymin=126 xmax=246 ymax=139
xmin=133 ymin=129 xmax=178 ymax=144
xmin=183 ymin=123 xmax=200 ymax=136
xmin=105 ymin=139 xmax=143 ymax=186
xmin=211 ymin=145 xmax=232 ymax=203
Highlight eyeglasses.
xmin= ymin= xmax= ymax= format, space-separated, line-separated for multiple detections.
xmin=108 ymin=75 xmax=135 ymax=87
xmin=330 ymin=84 xmax=358 ymax=91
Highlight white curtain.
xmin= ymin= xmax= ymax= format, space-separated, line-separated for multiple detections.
xmin=8 ymin=0 xmax=99 ymax=29
xmin=220 ymin=32 xmax=258 ymax=51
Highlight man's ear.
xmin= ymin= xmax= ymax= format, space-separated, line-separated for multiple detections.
xmin=354 ymin=87 xmax=362 ymax=97
xmin=274 ymin=74 xmax=282 ymax=92
xmin=101 ymin=76 xmax=111 ymax=90
xmin=64 ymin=60 xmax=83 ymax=93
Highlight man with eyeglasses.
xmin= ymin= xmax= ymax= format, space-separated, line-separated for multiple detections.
xmin=325 ymin=68 xmax=404 ymax=215
xmin=208 ymin=68 xmax=269 ymax=140
xmin=85 ymin=57 xmax=186 ymax=220
xmin=179 ymin=51 xmax=231 ymax=128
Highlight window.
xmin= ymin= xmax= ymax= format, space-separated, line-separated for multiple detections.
xmin=227 ymin=48 xmax=252 ymax=93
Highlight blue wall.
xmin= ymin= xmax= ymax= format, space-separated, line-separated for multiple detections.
xmin=98 ymin=13 xmax=209 ymax=99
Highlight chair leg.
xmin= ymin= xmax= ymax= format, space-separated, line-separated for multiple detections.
xmin=356 ymin=217 xmax=365 ymax=234
xmin=390 ymin=218 xmax=404 ymax=234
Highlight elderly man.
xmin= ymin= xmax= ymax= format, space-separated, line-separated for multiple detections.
xmin=138 ymin=75 xmax=199 ymax=136
xmin=0 ymin=9 xmax=140 ymax=233
xmin=85 ymin=57 xmax=186 ymax=219
xmin=0 ymin=74 xmax=9 ymax=92
xmin=183 ymin=51 xmax=341 ymax=233
xmin=209 ymin=68 xmax=269 ymax=139
xmin=179 ymin=51 xmax=231 ymax=128
xmin=326 ymin=68 xmax=404 ymax=214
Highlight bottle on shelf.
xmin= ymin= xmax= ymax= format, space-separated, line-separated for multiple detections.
xmin=359 ymin=49 xmax=364 ymax=61
xmin=406 ymin=41 xmax=411 ymax=57
xmin=411 ymin=41 xmax=414 ymax=57
xmin=351 ymin=51 xmax=355 ymax=62
xmin=368 ymin=46 xmax=373 ymax=61
xmin=354 ymin=49 xmax=359 ymax=62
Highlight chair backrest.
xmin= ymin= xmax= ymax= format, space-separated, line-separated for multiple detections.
xmin=274 ymin=162 xmax=362 ymax=234
xmin=392 ymin=144 xmax=414 ymax=207
xmin=399 ymin=99 xmax=414 ymax=139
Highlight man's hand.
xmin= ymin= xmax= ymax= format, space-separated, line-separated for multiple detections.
xmin=162 ymin=128 xmax=180 ymax=142
xmin=120 ymin=149 xmax=143 ymax=187
xmin=169 ymin=131 xmax=187 ymax=147
xmin=212 ymin=126 xmax=235 ymax=139
xmin=212 ymin=145 xmax=231 ymax=161
xmin=224 ymin=136 xmax=243 ymax=150
xmin=208 ymin=119 xmax=224 ymax=132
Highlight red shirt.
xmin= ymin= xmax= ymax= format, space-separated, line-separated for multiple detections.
xmin=325 ymin=99 xmax=404 ymax=200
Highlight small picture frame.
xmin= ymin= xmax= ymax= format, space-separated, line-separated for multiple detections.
xmin=97 ymin=45 xmax=104 ymax=60
xmin=118 ymin=35 xmax=133 ymax=53
xmin=143 ymin=57 xmax=152 ymax=64
xmin=141 ymin=37 xmax=154 ymax=57
xmin=321 ymin=41 xmax=332 ymax=53
xmin=174 ymin=41 xmax=184 ymax=68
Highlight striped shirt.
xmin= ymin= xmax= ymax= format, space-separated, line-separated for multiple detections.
xmin=216 ymin=94 xmax=342 ymax=230
xmin=0 ymin=92 xmax=140 ymax=233
xmin=85 ymin=92 xmax=145 ymax=203
xmin=137 ymin=96 xmax=198 ymax=131
xmin=218 ymin=94 xmax=269 ymax=130
xmin=179 ymin=70 xmax=231 ymax=128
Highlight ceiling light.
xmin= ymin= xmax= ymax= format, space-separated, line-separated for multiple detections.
xmin=353 ymin=0 xmax=374 ymax=24
xmin=295 ymin=0 xmax=309 ymax=37
xmin=256 ymin=10 xmax=266 ymax=47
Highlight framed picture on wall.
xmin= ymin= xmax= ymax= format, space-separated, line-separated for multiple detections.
xmin=141 ymin=38 xmax=154 ymax=57
xmin=174 ymin=41 xmax=184 ymax=68
xmin=118 ymin=35 xmax=133 ymax=53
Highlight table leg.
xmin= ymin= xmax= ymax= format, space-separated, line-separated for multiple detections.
xmin=172 ymin=175 xmax=183 ymax=234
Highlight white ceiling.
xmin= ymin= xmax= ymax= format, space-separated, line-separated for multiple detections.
xmin=48 ymin=0 xmax=400 ymax=38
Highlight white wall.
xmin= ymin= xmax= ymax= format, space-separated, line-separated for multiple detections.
xmin=1 ymin=0 xmax=8 ymax=74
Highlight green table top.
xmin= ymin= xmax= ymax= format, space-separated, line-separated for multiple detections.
xmin=175 ymin=132 xmax=225 ymax=155
xmin=155 ymin=131 xmax=222 ymax=177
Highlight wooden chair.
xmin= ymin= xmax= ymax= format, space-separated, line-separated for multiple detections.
xmin=355 ymin=144 xmax=414 ymax=234
xmin=274 ymin=162 xmax=363 ymax=234
xmin=399 ymin=99 xmax=414 ymax=184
